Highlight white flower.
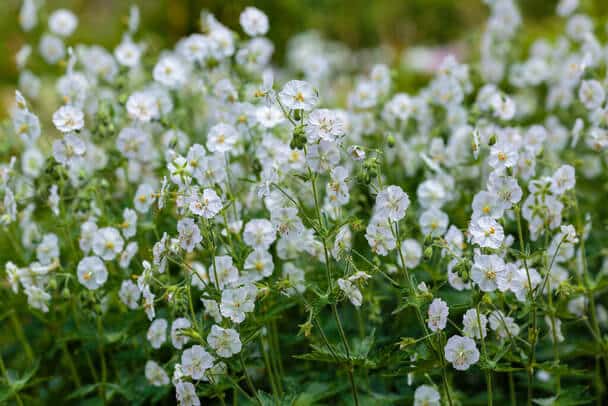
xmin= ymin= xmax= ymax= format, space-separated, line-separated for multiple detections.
xmin=79 ymin=220 xmax=97 ymax=253
xmin=191 ymin=262 xmax=208 ymax=289
xmin=25 ymin=285 xmax=51 ymax=313
xmin=490 ymin=93 xmax=515 ymax=120
xmin=471 ymin=254 xmax=505 ymax=292
xmin=13 ymin=110 xmax=41 ymax=143
xmin=579 ymin=80 xmax=605 ymax=110
xmin=121 ymin=208 xmax=138 ymax=239
xmin=220 ymin=284 xmax=257 ymax=323
xmin=115 ymin=39 xmax=143 ymax=67
xmin=279 ymin=80 xmax=318 ymax=111
xmin=463 ymin=308 xmax=488 ymax=339
xmin=469 ymin=216 xmax=504 ymax=249
xmin=77 ymin=256 xmax=108 ymax=290
xmin=126 ymin=91 xmax=160 ymax=122
xmin=365 ymin=219 xmax=396 ymax=256
xmin=419 ymin=208 xmax=449 ymax=237
xmin=177 ymin=218 xmax=202 ymax=253
xmin=22 ymin=147 xmax=44 ymax=178
xmin=39 ymin=34 xmax=65 ymax=64
xmin=512 ymin=267 xmax=541 ymax=302
xmin=271 ymin=207 xmax=304 ymax=239
xmin=20 ymin=0 xmax=38 ymax=32
xmin=142 ymin=285 xmax=156 ymax=320
xmin=243 ymin=219 xmax=276 ymax=249
xmin=119 ymin=280 xmax=140 ymax=310
xmin=306 ymin=140 xmax=339 ymax=173
xmin=53 ymin=133 xmax=86 ymax=165
xmin=243 ymin=249 xmax=274 ymax=281
xmin=397 ymin=239 xmax=422 ymax=269
xmin=147 ymin=318 xmax=167 ymax=349
xmin=383 ymin=93 xmax=413 ymax=124
xmin=488 ymin=310 xmax=520 ymax=339
xmin=153 ymin=55 xmax=187 ymax=89
xmin=337 ymin=278 xmax=363 ymax=307
xmin=116 ymin=127 xmax=152 ymax=161
xmin=256 ymin=105 xmax=284 ymax=128
xmin=332 ymin=225 xmax=352 ymax=259
xmin=282 ymin=263 xmax=306 ymax=295
xmin=489 ymin=140 xmax=518 ymax=170
xmin=52 ymin=105 xmax=84 ymax=133
xmin=145 ymin=360 xmax=169 ymax=386
xmin=209 ymin=255 xmax=240 ymax=289
xmin=414 ymin=385 xmax=441 ymax=406
xmin=181 ymin=345 xmax=214 ymax=380
xmin=487 ymin=172 xmax=522 ymax=210
xmin=557 ymin=0 xmax=578 ymax=16
xmin=495 ymin=262 xmax=520 ymax=292
xmin=444 ymin=335 xmax=480 ymax=371
xmin=239 ymin=7 xmax=269 ymax=37
xmin=427 ymin=298 xmax=449 ymax=332
xmin=190 ymin=188 xmax=222 ymax=218
xmin=171 ymin=318 xmax=191 ymax=350
xmin=472 ymin=191 xmax=503 ymax=219
xmin=49 ymin=9 xmax=78 ymax=37
xmin=202 ymin=299 xmax=222 ymax=323
xmin=444 ymin=225 xmax=465 ymax=256
xmin=176 ymin=381 xmax=200 ymax=406
xmin=92 ymin=227 xmax=124 ymax=260
xmin=348 ymin=145 xmax=366 ymax=161
xmin=545 ymin=315 xmax=565 ymax=343
xmin=207 ymin=325 xmax=242 ymax=358
xmin=36 ymin=233 xmax=59 ymax=265
xmin=207 ymin=123 xmax=238 ymax=153
xmin=375 ymin=185 xmax=410 ymax=222
xmin=417 ymin=179 xmax=448 ymax=209
xmin=327 ymin=166 xmax=350 ymax=207
xmin=550 ymin=165 xmax=575 ymax=195
xmin=306 ymin=109 xmax=345 ymax=143
xmin=559 ymin=224 xmax=579 ymax=244
xmin=134 ymin=183 xmax=156 ymax=213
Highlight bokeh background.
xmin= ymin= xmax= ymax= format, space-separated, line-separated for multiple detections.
xmin=1 ymin=0 xmax=608 ymax=118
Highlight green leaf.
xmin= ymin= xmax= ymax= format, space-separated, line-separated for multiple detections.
xmin=10 ymin=358 xmax=40 ymax=392
xmin=66 ymin=383 xmax=99 ymax=400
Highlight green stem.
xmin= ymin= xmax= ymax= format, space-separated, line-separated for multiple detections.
xmin=515 ymin=206 xmax=535 ymax=406
xmin=269 ymin=320 xmax=284 ymax=394
xmin=509 ymin=372 xmax=516 ymax=406
xmin=0 ymin=353 xmax=24 ymax=406
xmin=306 ymin=163 xmax=359 ymax=406
xmin=259 ymin=335 xmax=279 ymax=401
xmin=476 ymin=304 xmax=492 ymax=406
xmin=9 ymin=311 xmax=34 ymax=364
xmin=62 ymin=341 xmax=82 ymax=388
xmin=96 ymin=316 xmax=107 ymax=405
xmin=239 ymin=353 xmax=262 ymax=406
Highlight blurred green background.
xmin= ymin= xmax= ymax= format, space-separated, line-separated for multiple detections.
xmin=2 ymin=0 xmax=608 ymax=118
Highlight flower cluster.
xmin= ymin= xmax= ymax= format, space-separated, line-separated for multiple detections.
xmin=3 ymin=0 xmax=608 ymax=405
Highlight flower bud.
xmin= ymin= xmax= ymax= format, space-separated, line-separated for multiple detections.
xmin=298 ymin=320 xmax=313 ymax=337
xmin=488 ymin=133 xmax=497 ymax=146
xmin=290 ymin=125 xmax=306 ymax=150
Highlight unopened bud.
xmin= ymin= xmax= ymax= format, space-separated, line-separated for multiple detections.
xmin=488 ymin=134 xmax=497 ymax=146
xmin=424 ymin=246 xmax=433 ymax=260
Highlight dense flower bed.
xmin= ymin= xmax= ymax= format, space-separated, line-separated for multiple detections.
xmin=3 ymin=0 xmax=608 ymax=404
